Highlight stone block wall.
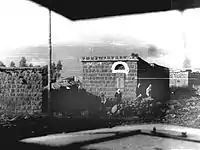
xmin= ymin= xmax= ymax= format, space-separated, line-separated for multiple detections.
xmin=170 ymin=70 xmax=189 ymax=87
xmin=81 ymin=56 xmax=138 ymax=102
xmin=0 ymin=67 xmax=43 ymax=116
xmin=125 ymin=61 xmax=138 ymax=100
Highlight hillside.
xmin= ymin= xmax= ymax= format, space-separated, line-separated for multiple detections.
xmin=5 ymin=44 xmax=167 ymax=77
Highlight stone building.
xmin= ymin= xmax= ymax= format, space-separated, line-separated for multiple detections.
xmin=169 ymin=69 xmax=192 ymax=88
xmin=81 ymin=53 xmax=170 ymax=102
xmin=169 ymin=69 xmax=200 ymax=98
xmin=137 ymin=59 xmax=170 ymax=103
xmin=189 ymin=71 xmax=200 ymax=95
xmin=0 ymin=67 xmax=43 ymax=115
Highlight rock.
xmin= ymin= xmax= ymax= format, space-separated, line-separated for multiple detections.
xmin=156 ymin=102 xmax=161 ymax=105
xmin=186 ymin=102 xmax=190 ymax=106
xmin=111 ymin=105 xmax=118 ymax=114
xmin=170 ymin=105 xmax=175 ymax=110
xmin=171 ymin=114 xmax=176 ymax=118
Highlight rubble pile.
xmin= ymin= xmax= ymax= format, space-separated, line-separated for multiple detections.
xmin=107 ymin=96 xmax=168 ymax=123
xmin=164 ymin=96 xmax=200 ymax=128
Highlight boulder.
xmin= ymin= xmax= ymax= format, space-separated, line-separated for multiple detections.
xmin=111 ymin=105 xmax=118 ymax=114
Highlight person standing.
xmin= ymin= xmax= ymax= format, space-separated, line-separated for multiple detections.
xmin=100 ymin=92 xmax=107 ymax=114
xmin=100 ymin=92 xmax=107 ymax=105
xmin=136 ymin=83 xmax=143 ymax=100
xmin=115 ymin=89 xmax=122 ymax=104
xmin=146 ymin=84 xmax=152 ymax=98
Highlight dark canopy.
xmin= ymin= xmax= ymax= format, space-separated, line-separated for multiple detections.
xmin=28 ymin=0 xmax=200 ymax=20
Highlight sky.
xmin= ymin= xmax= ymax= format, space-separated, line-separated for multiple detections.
xmin=0 ymin=0 xmax=200 ymax=69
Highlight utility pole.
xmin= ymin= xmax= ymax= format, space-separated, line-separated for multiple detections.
xmin=48 ymin=7 xmax=52 ymax=114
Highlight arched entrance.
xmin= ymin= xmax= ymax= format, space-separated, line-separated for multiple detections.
xmin=111 ymin=62 xmax=129 ymax=92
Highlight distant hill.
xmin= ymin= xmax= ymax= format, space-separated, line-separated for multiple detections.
xmin=5 ymin=43 xmax=167 ymax=77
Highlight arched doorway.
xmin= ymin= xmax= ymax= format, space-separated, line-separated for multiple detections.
xmin=111 ymin=62 xmax=129 ymax=92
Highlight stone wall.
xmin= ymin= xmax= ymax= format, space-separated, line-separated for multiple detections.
xmin=170 ymin=70 xmax=189 ymax=87
xmin=0 ymin=67 xmax=43 ymax=116
xmin=124 ymin=61 xmax=138 ymax=99
xmin=81 ymin=56 xmax=138 ymax=101
xmin=190 ymin=72 xmax=200 ymax=86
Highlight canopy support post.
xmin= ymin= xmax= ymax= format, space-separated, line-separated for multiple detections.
xmin=48 ymin=8 xmax=52 ymax=115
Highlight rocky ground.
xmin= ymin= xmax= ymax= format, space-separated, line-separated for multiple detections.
xmin=1 ymin=95 xmax=200 ymax=143
xmin=163 ymin=96 xmax=200 ymax=128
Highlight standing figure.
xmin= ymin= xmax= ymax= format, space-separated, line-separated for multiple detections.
xmin=115 ymin=89 xmax=122 ymax=104
xmin=146 ymin=84 xmax=152 ymax=98
xmin=100 ymin=92 xmax=107 ymax=114
xmin=100 ymin=92 xmax=107 ymax=105
xmin=136 ymin=83 xmax=143 ymax=100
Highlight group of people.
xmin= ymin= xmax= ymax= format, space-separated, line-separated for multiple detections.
xmin=100 ymin=82 xmax=152 ymax=105
xmin=99 ymin=89 xmax=122 ymax=116
xmin=100 ymin=89 xmax=122 ymax=105
xmin=99 ymin=83 xmax=153 ymax=117
xmin=136 ymin=83 xmax=152 ymax=100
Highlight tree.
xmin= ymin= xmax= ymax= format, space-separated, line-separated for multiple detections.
xmin=34 ymin=65 xmax=41 ymax=67
xmin=19 ymin=57 xmax=28 ymax=67
xmin=10 ymin=61 xmax=16 ymax=67
xmin=0 ymin=61 xmax=6 ymax=67
xmin=52 ymin=62 xmax=57 ymax=74
xmin=29 ymin=63 xmax=33 ymax=67
xmin=56 ymin=60 xmax=62 ymax=72
xmin=41 ymin=65 xmax=48 ymax=87
xmin=41 ymin=60 xmax=63 ymax=87
xmin=131 ymin=53 xmax=139 ymax=58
